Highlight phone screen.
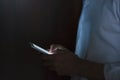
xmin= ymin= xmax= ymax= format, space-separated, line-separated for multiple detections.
xmin=30 ymin=42 xmax=53 ymax=55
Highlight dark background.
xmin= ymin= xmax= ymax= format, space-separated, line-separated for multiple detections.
xmin=0 ymin=0 xmax=82 ymax=80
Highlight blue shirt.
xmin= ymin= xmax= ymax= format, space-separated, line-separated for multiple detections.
xmin=72 ymin=0 xmax=120 ymax=80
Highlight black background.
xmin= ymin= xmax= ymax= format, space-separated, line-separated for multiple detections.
xmin=0 ymin=0 xmax=82 ymax=80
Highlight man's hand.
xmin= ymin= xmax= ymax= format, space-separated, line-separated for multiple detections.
xmin=38 ymin=44 xmax=104 ymax=80
xmin=40 ymin=44 xmax=81 ymax=76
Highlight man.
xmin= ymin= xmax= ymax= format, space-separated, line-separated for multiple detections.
xmin=39 ymin=0 xmax=120 ymax=80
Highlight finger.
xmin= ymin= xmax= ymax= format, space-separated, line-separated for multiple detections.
xmin=53 ymin=49 xmax=68 ymax=55
xmin=49 ymin=44 xmax=57 ymax=52
xmin=49 ymin=44 xmax=65 ymax=52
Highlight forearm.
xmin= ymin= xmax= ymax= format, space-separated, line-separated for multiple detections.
xmin=76 ymin=59 xmax=105 ymax=80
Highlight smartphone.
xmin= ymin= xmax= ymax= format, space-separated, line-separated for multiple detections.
xmin=30 ymin=42 xmax=53 ymax=55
